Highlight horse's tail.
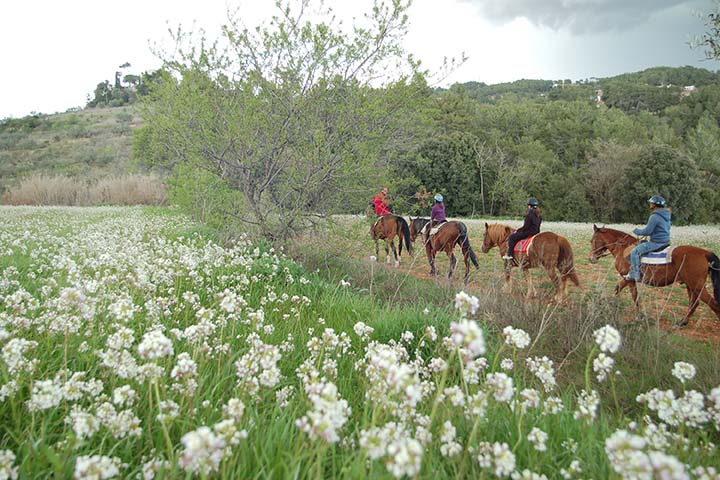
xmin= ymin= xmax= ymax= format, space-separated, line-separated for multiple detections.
xmin=707 ymin=252 xmax=720 ymax=305
xmin=397 ymin=216 xmax=412 ymax=254
xmin=458 ymin=222 xmax=479 ymax=269
xmin=558 ymin=235 xmax=580 ymax=287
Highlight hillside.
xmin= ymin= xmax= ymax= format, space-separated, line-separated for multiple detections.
xmin=2 ymin=64 xmax=719 ymax=214
xmin=0 ymin=106 xmax=141 ymax=193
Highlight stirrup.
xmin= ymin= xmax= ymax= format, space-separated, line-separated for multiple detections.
xmin=502 ymin=255 xmax=514 ymax=261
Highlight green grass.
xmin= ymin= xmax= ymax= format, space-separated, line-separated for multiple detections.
xmin=1 ymin=207 xmax=719 ymax=478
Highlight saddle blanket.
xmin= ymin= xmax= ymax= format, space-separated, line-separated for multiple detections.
xmin=428 ymin=221 xmax=448 ymax=237
xmin=622 ymin=245 xmax=674 ymax=265
xmin=513 ymin=235 xmax=536 ymax=254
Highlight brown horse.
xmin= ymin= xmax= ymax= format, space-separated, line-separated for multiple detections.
xmin=424 ymin=221 xmax=479 ymax=284
xmin=589 ymin=225 xmax=720 ymax=326
xmin=481 ymin=223 xmax=579 ymax=300
xmin=408 ymin=217 xmax=430 ymax=243
xmin=370 ymin=215 xmax=412 ymax=266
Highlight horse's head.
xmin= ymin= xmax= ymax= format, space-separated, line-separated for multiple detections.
xmin=409 ymin=217 xmax=428 ymax=242
xmin=481 ymin=223 xmax=510 ymax=253
xmin=370 ymin=219 xmax=382 ymax=240
xmin=589 ymin=224 xmax=609 ymax=264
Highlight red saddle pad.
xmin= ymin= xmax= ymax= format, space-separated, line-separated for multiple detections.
xmin=513 ymin=235 xmax=535 ymax=254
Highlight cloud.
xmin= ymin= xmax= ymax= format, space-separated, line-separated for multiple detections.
xmin=461 ymin=0 xmax=697 ymax=34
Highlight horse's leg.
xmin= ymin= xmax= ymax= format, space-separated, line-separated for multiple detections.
xmin=524 ymin=267 xmax=536 ymax=299
xmin=374 ymin=238 xmax=379 ymax=258
xmin=545 ymin=267 xmax=561 ymax=301
xmin=426 ymin=241 xmax=437 ymax=276
xmin=696 ymin=286 xmax=720 ymax=321
xmin=677 ymin=286 xmax=701 ymax=327
xmin=384 ymin=239 xmax=391 ymax=264
xmin=629 ymin=282 xmax=640 ymax=308
xmin=502 ymin=265 xmax=512 ymax=294
xmin=447 ymin=249 xmax=457 ymax=280
xmin=390 ymin=237 xmax=399 ymax=267
xmin=462 ymin=249 xmax=471 ymax=285
xmin=614 ymin=279 xmax=631 ymax=296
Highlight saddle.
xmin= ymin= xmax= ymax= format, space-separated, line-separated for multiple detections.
xmin=512 ymin=235 xmax=536 ymax=255
xmin=426 ymin=220 xmax=448 ymax=237
xmin=622 ymin=244 xmax=674 ymax=265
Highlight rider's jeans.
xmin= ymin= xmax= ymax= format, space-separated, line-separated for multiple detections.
xmin=629 ymin=241 xmax=665 ymax=280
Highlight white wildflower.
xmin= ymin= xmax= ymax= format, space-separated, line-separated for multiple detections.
xmin=454 ymin=291 xmax=480 ymax=317
xmin=593 ymin=325 xmax=621 ymax=353
xmin=0 ymin=449 xmax=17 ymax=480
xmin=74 ymin=455 xmax=122 ymax=479
xmin=450 ymin=319 xmax=485 ymax=360
xmin=486 ymin=372 xmax=514 ymax=403
xmin=593 ymin=353 xmax=615 ymax=383
xmin=137 ymin=330 xmax=173 ymax=359
xmin=503 ymin=326 xmax=530 ymax=349
xmin=527 ymin=427 xmax=548 ymax=451
xmin=671 ymin=361 xmax=696 ymax=384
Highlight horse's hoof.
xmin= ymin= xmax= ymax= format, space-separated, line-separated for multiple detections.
xmin=394 ymin=261 xmax=399 ymax=268
xmin=673 ymin=320 xmax=689 ymax=329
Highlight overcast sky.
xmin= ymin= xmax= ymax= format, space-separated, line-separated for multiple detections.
xmin=1 ymin=0 xmax=718 ymax=119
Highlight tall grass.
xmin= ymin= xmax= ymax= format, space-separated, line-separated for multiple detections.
xmin=1 ymin=173 xmax=167 ymax=206
xmin=292 ymin=227 xmax=720 ymax=407
xmin=0 ymin=207 xmax=718 ymax=478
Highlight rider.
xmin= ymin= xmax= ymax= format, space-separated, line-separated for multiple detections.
xmin=372 ymin=187 xmax=392 ymax=216
xmin=424 ymin=193 xmax=446 ymax=242
xmin=502 ymin=197 xmax=542 ymax=261
xmin=624 ymin=195 xmax=671 ymax=282
xmin=431 ymin=193 xmax=446 ymax=224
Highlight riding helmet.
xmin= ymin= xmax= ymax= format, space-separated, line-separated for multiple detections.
xmin=434 ymin=193 xmax=443 ymax=202
xmin=648 ymin=195 xmax=666 ymax=207
xmin=527 ymin=197 xmax=539 ymax=207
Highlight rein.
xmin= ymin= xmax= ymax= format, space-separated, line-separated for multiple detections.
xmin=594 ymin=233 xmax=636 ymax=259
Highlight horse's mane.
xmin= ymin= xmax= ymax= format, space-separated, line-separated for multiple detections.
xmin=597 ymin=227 xmax=636 ymax=246
xmin=487 ymin=223 xmax=513 ymax=243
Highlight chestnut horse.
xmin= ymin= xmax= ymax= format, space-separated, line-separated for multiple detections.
xmin=424 ymin=221 xmax=479 ymax=284
xmin=589 ymin=225 xmax=720 ymax=326
xmin=408 ymin=217 xmax=430 ymax=243
xmin=370 ymin=215 xmax=412 ymax=266
xmin=481 ymin=223 xmax=579 ymax=300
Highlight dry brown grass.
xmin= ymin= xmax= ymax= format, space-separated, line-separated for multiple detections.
xmin=1 ymin=173 xmax=167 ymax=206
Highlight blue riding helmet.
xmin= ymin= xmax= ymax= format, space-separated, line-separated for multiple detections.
xmin=648 ymin=195 xmax=666 ymax=207
xmin=434 ymin=194 xmax=443 ymax=202
xmin=527 ymin=197 xmax=539 ymax=207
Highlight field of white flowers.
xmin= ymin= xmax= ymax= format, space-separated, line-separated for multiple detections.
xmin=1 ymin=206 xmax=719 ymax=479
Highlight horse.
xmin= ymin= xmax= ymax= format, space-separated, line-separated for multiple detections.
xmin=424 ymin=221 xmax=479 ymax=284
xmin=481 ymin=223 xmax=579 ymax=300
xmin=589 ymin=225 xmax=720 ymax=326
xmin=370 ymin=215 xmax=412 ymax=267
xmin=408 ymin=217 xmax=430 ymax=243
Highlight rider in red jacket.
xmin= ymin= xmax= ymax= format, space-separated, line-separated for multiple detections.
xmin=372 ymin=187 xmax=392 ymax=215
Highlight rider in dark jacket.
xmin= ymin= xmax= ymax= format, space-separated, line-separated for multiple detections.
xmin=502 ymin=198 xmax=542 ymax=261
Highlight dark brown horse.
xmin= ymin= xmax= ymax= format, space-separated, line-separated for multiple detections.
xmin=589 ymin=225 xmax=720 ymax=326
xmin=370 ymin=215 xmax=412 ymax=266
xmin=424 ymin=221 xmax=479 ymax=284
xmin=481 ymin=223 xmax=579 ymax=300
xmin=408 ymin=217 xmax=430 ymax=243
